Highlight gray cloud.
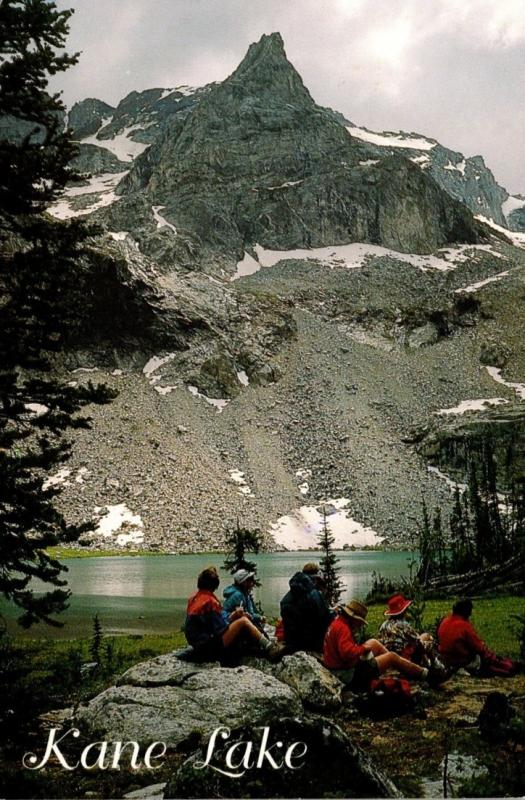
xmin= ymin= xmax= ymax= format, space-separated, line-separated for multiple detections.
xmin=53 ymin=0 xmax=525 ymax=193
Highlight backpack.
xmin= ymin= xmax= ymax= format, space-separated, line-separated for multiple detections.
xmin=481 ymin=654 xmax=519 ymax=678
xmin=356 ymin=675 xmax=423 ymax=719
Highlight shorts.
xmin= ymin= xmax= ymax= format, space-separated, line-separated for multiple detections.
xmin=333 ymin=657 xmax=380 ymax=691
xmin=192 ymin=634 xmax=225 ymax=662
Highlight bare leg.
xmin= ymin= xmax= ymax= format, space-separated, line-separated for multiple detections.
xmin=375 ymin=651 xmax=426 ymax=679
xmin=222 ymin=617 xmax=264 ymax=648
xmin=364 ymin=638 xmax=388 ymax=656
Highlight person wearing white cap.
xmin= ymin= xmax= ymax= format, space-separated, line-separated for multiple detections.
xmin=223 ymin=568 xmax=265 ymax=632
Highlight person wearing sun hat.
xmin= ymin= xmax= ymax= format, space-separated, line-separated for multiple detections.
xmin=323 ymin=598 xmax=441 ymax=690
xmin=379 ymin=593 xmax=436 ymax=666
xmin=223 ymin=568 xmax=265 ymax=632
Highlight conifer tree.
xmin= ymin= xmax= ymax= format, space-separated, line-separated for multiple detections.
xmin=223 ymin=521 xmax=262 ymax=577
xmin=417 ymin=498 xmax=433 ymax=583
xmin=317 ymin=507 xmax=345 ymax=606
xmin=0 ymin=0 xmax=114 ymax=627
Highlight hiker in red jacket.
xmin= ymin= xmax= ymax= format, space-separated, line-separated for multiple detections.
xmin=185 ymin=566 xmax=279 ymax=662
xmin=437 ymin=598 xmax=519 ymax=676
xmin=323 ymin=599 xmax=445 ymax=690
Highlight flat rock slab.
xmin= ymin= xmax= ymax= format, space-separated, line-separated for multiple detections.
xmin=77 ymin=665 xmax=301 ymax=749
xmin=116 ymin=652 xmax=217 ymax=687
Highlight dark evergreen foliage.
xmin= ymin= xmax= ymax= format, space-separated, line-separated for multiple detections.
xmin=417 ymin=438 xmax=525 ymax=586
xmin=0 ymin=0 xmax=115 ymax=627
xmin=89 ymin=613 xmax=103 ymax=663
xmin=317 ymin=507 xmax=345 ymax=606
xmin=222 ymin=521 xmax=263 ymax=577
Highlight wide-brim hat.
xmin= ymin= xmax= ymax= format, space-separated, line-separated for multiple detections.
xmin=384 ymin=593 xmax=412 ymax=617
xmin=340 ymin=599 xmax=368 ymax=625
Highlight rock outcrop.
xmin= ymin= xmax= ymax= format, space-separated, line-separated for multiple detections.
xmin=77 ymin=656 xmax=302 ymax=749
xmin=76 ymin=652 xmax=399 ymax=798
xmin=167 ymin=716 xmax=401 ymax=799
xmin=117 ymin=32 xmax=485 ymax=270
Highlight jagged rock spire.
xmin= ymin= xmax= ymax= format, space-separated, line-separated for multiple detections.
xmin=225 ymin=31 xmax=314 ymax=105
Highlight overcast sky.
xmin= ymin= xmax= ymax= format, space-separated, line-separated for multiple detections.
xmin=52 ymin=0 xmax=525 ymax=193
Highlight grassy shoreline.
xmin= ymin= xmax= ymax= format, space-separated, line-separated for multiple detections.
xmin=10 ymin=596 xmax=524 ymax=658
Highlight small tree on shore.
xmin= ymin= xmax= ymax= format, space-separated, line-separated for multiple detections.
xmin=317 ymin=507 xmax=345 ymax=606
xmin=223 ymin=521 xmax=262 ymax=577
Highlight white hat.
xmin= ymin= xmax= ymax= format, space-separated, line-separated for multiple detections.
xmin=233 ymin=568 xmax=255 ymax=585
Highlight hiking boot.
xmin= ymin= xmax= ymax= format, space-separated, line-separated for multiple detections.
xmin=265 ymin=642 xmax=285 ymax=663
xmin=427 ymin=663 xmax=452 ymax=687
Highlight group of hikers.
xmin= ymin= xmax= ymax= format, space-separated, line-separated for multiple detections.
xmin=183 ymin=562 xmax=520 ymax=693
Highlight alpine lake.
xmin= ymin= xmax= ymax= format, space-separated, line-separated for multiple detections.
xmin=1 ymin=550 xmax=413 ymax=639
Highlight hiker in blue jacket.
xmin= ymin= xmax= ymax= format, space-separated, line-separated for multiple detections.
xmin=223 ymin=569 xmax=265 ymax=632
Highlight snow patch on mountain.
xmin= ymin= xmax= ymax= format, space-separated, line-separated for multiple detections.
xmin=48 ymin=171 xmax=127 ymax=220
xmin=188 ymin=385 xmax=230 ymax=412
xmin=152 ymin=205 xmax=178 ymax=234
xmin=270 ymin=498 xmax=383 ymax=550
xmin=94 ymin=504 xmax=144 ymax=546
xmin=346 ymin=125 xmax=436 ymax=151
xmin=486 ymin=366 xmax=525 ymax=400
xmin=81 ymin=121 xmax=149 ymax=163
xmin=502 ymin=194 xmax=525 ymax=220
xmin=454 ymin=270 xmax=510 ymax=294
xmin=444 ymin=159 xmax=466 ymax=176
xmin=436 ymin=398 xmax=508 ymax=415
xmin=475 ymin=215 xmax=525 ymax=248
xmin=410 ymin=154 xmax=431 ymax=168
xmin=232 ymin=242 xmax=501 ymax=280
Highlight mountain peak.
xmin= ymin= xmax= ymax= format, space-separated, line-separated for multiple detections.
xmin=242 ymin=32 xmax=286 ymax=64
xmin=227 ymin=32 xmax=312 ymax=104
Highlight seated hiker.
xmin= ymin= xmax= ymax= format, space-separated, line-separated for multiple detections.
xmin=223 ymin=568 xmax=265 ymax=632
xmin=379 ymin=593 xmax=435 ymax=666
xmin=184 ymin=566 xmax=279 ymax=662
xmin=323 ymin=599 xmax=444 ymax=691
xmin=437 ymin=598 xmax=519 ymax=677
xmin=280 ymin=564 xmax=334 ymax=653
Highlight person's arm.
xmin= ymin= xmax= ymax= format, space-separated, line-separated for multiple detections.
xmin=464 ymin=621 xmax=493 ymax=658
xmin=205 ymin=597 xmax=231 ymax=636
xmin=223 ymin=587 xmax=244 ymax=614
xmin=336 ymin=624 xmax=367 ymax=663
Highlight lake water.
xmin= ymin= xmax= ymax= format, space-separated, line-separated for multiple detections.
xmin=1 ymin=551 xmax=414 ymax=639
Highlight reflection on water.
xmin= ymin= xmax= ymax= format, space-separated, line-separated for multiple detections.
xmin=2 ymin=551 xmax=414 ymax=639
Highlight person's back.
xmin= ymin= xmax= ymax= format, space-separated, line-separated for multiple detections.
xmin=185 ymin=588 xmax=229 ymax=650
xmin=437 ymin=598 xmax=494 ymax=671
xmin=280 ymin=571 xmax=332 ymax=652
xmin=437 ymin=612 xmax=490 ymax=668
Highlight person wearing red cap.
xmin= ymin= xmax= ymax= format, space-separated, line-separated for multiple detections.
xmin=379 ymin=593 xmax=434 ymax=664
xmin=323 ymin=599 xmax=442 ymax=690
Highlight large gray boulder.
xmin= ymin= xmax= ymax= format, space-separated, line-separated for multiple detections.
xmin=166 ymin=716 xmax=401 ymax=798
xmin=274 ymin=652 xmax=343 ymax=711
xmin=76 ymin=661 xmax=301 ymax=749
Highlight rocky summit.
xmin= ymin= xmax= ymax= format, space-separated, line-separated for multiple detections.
xmin=117 ymin=32 xmax=485 ymax=267
xmin=36 ymin=32 xmax=525 ymax=553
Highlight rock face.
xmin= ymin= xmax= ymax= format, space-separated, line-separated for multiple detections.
xmin=166 ymin=716 xmax=401 ymax=799
xmin=118 ymin=32 xmax=484 ymax=267
xmin=274 ymin=651 xmax=343 ymax=711
xmin=417 ymin=403 xmax=525 ymax=490
xmin=71 ymin=143 xmax=129 ymax=175
xmin=343 ymin=122 xmax=508 ymax=227
xmin=68 ymin=98 xmax=115 ymax=139
xmin=68 ymin=237 xmax=296 ymax=391
xmin=76 ymin=656 xmax=302 ymax=749
xmin=77 ymin=652 xmax=399 ymax=799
